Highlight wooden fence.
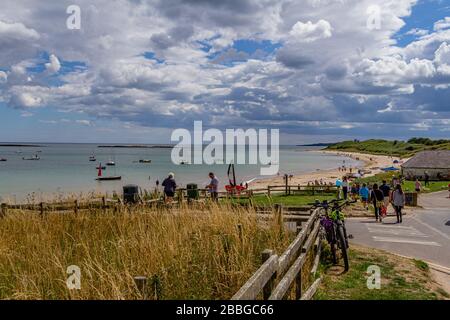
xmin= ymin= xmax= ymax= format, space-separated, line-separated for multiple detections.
xmin=0 ymin=185 xmax=337 ymax=215
xmin=231 ymin=206 xmax=323 ymax=301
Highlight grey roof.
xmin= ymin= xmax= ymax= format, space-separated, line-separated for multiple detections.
xmin=401 ymin=150 xmax=450 ymax=169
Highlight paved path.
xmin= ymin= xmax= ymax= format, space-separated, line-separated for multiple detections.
xmin=346 ymin=191 xmax=450 ymax=268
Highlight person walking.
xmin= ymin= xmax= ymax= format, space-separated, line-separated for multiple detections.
xmin=370 ymin=184 xmax=384 ymax=222
xmin=392 ymin=184 xmax=406 ymax=223
xmin=379 ymin=180 xmax=391 ymax=215
xmin=162 ymin=172 xmax=177 ymax=203
xmin=206 ymin=172 xmax=219 ymax=202
xmin=342 ymin=177 xmax=349 ymax=200
xmin=359 ymin=183 xmax=369 ymax=210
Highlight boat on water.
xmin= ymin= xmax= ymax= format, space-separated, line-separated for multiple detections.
xmin=89 ymin=155 xmax=96 ymax=161
xmin=0 ymin=158 xmax=7 ymax=162
xmin=106 ymin=160 xmax=115 ymax=166
xmin=139 ymin=159 xmax=152 ymax=163
xmin=95 ymin=163 xmax=121 ymax=181
xmin=22 ymin=155 xmax=40 ymax=160
xmin=96 ymin=176 xmax=122 ymax=181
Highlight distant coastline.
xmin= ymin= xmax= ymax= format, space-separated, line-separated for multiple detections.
xmin=97 ymin=145 xmax=173 ymax=149
xmin=0 ymin=144 xmax=45 ymax=147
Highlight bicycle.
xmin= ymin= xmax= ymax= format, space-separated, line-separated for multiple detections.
xmin=308 ymin=199 xmax=355 ymax=272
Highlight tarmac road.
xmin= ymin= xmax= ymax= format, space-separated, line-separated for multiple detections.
xmin=346 ymin=191 xmax=450 ymax=268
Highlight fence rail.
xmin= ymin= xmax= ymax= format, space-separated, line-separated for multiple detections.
xmin=232 ymin=206 xmax=323 ymax=301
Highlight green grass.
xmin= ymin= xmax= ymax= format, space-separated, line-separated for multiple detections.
xmin=315 ymin=245 xmax=446 ymax=300
xmin=326 ymin=138 xmax=450 ymax=158
xmin=356 ymin=171 xmax=450 ymax=193
xmin=225 ymin=193 xmax=337 ymax=207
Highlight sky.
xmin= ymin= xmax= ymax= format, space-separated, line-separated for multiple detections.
xmin=0 ymin=0 xmax=450 ymax=144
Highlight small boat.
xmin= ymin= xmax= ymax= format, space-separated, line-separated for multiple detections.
xmin=0 ymin=158 xmax=7 ymax=162
xmin=139 ymin=159 xmax=152 ymax=163
xmin=96 ymin=176 xmax=122 ymax=181
xmin=89 ymin=155 xmax=96 ymax=161
xmin=96 ymin=163 xmax=120 ymax=181
xmin=106 ymin=160 xmax=115 ymax=166
xmin=22 ymin=155 xmax=40 ymax=160
xmin=180 ymin=161 xmax=190 ymax=165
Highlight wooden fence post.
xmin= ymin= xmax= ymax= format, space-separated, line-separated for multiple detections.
xmin=0 ymin=203 xmax=6 ymax=218
xmin=39 ymin=202 xmax=44 ymax=217
xmin=134 ymin=276 xmax=148 ymax=299
xmin=275 ymin=204 xmax=283 ymax=235
xmin=267 ymin=186 xmax=271 ymax=197
xmin=237 ymin=224 xmax=243 ymax=242
xmin=262 ymin=249 xmax=276 ymax=300
xmin=295 ymin=269 xmax=302 ymax=299
xmin=74 ymin=200 xmax=78 ymax=214
xmin=102 ymin=196 xmax=106 ymax=213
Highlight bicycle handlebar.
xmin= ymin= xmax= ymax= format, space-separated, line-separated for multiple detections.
xmin=308 ymin=199 xmax=356 ymax=210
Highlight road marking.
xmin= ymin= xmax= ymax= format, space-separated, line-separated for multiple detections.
xmin=364 ymin=224 xmax=416 ymax=230
xmin=411 ymin=216 xmax=450 ymax=241
xmin=372 ymin=236 xmax=441 ymax=246
xmin=367 ymin=228 xmax=428 ymax=237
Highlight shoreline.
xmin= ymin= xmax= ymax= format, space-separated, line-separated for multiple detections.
xmin=248 ymin=150 xmax=398 ymax=190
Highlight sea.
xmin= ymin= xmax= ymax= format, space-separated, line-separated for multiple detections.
xmin=0 ymin=144 xmax=361 ymax=203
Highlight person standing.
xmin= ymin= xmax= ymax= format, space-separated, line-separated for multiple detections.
xmin=424 ymin=172 xmax=429 ymax=186
xmin=392 ymin=184 xmax=406 ymax=223
xmin=342 ymin=177 xmax=349 ymax=200
xmin=162 ymin=172 xmax=177 ymax=203
xmin=370 ymin=184 xmax=384 ymax=222
xmin=206 ymin=172 xmax=219 ymax=202
xmin=335 ymin=178 xmax=342 ymax=199
xmin=415 ymin=179 xmax=422 ymax=193
xmin=379 ymin=180 xmax=391 ymax=214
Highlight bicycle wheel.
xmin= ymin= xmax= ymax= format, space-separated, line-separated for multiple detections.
xmin=329 ymin=228 xmax=337 ymax=264
xmin=337 ymin=224 xmax=349 ymax=271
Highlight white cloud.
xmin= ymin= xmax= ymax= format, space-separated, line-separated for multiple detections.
xmin=0 ymin=71 xmax=7 ymax=84
xmin=289 ymin=20 xmax=332 ymax=42
xmin=0 ymin=20 xmax=39 ymax=42
xmin=434 ymin=17 xmax=450 ymax=31
xmin=405 ymin=28 xmax=429 ymax=36
xmin=45 ymin=54 xmax=61 ymax=74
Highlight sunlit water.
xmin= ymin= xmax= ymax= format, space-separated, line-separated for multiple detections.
xmin=0 ymin=144 xmax=360 ymax=202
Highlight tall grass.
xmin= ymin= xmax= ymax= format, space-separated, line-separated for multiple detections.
xmin=0 ymin=203 xmax=292 ymax=300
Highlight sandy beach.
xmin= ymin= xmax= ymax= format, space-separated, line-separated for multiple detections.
xmin=249 ymin=150 xmax=400 ymax=190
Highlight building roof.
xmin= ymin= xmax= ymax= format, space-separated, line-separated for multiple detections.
xmin=401 ymin=150 xmax=450 ymax=169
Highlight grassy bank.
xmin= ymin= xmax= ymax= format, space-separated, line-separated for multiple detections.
xmin=326 ymin=138 xmax=450 ymax=157
xmin=316 ymin=245 xmax=448 ymax=300
xmin=0 ymin=204 xmax=293 ymax=299
xmin=238 ymin=193 xmax=336 ymax=206
xmin=356 ymin=171 xmax=450 ymax=193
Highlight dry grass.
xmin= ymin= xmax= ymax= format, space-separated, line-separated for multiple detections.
xmin=0 ymin=203 xmax=292 ymax=300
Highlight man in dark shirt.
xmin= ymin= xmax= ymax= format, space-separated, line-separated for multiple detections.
xmin=162 ymin=172 xmax=177 ymax=203
xmin=379 ymin=180 xmax=391 ymax=211
xmin=370 ymin=183 xmax=384 ymax=222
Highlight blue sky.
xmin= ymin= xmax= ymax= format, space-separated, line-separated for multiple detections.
xmin=0 ymin=0 xmax=449 ymax=144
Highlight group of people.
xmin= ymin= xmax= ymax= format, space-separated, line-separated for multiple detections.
xmin=336 ymin=177 xmax=406 ymax=224
xmin=160 ymin=172 xmax=219 ymax=203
